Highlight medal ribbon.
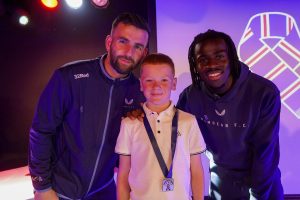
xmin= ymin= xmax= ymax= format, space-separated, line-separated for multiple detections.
xmin=143 ymin=109 xmax=178 ymax=178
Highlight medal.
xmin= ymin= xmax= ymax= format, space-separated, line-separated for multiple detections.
xmin=162 ymin=178 xmax=174 ymax=192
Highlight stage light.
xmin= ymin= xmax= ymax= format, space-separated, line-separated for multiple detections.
xmin=40 ymin=0 xmax=58 ymax=9
xmin=91 ymin=0 xmax=109 ymax=9
xmin=19 ymin=15 xmax=29 ymax=26
xmin=14 ymin=8 xmax=30 ymax=26
xmin=65 ymin=0 xmax=83 ymax=9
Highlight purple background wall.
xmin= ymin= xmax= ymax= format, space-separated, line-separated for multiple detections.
xmin=156 ymin=0 xmax=300 ymax=194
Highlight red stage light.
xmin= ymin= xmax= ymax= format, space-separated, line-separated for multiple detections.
xmin=40 ymin=0 xmax=58 ymax=9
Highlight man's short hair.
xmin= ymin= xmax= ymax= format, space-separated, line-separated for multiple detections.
xmin=112 ymin=12 xmax=151 ymax=36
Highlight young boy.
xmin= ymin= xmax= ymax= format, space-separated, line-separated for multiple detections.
xmin=115 ymin=53 xmax=206 ymax=200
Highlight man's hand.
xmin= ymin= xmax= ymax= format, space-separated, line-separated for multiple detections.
xmin=34 ymin=189 xmax=59 ymax=200
xmin=126 ymin=109 xmax=144 ymax=121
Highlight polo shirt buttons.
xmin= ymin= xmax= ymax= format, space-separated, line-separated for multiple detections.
xmin=157 ymin=120 xmax=160 ymax=123
xmin=157 ymin=130 xmax=161 ymax=134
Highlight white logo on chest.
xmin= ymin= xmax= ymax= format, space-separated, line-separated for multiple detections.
xmin=125 ymin=98 xmax=133 ymax=105
xmin=215 ymin=109 xmax=226 ymax=116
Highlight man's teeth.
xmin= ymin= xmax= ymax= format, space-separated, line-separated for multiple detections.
xmin=208 ymin=72 xmax=221 ymax=77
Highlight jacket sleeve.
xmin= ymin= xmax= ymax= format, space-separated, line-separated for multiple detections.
xmin=249 ymin=90 xmax=281 ymax=199
xmin=28 ymin=69 xmax=69 ymax=191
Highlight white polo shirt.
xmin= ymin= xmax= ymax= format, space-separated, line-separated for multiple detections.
xmin=115 ymin=103 xmax=206 ymax=200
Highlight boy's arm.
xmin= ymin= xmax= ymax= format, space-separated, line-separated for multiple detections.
xmin=117 ymin=155 xmax=131 ymax=200
xmin=190 ymin=154 xmax=205 ymax=200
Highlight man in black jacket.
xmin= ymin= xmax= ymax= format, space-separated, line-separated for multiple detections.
xmin=29 ymin=13 xmax=149 ymax=200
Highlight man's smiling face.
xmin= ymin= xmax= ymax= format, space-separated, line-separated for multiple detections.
xmin=194 ymin=38 xmax=233 ymax=95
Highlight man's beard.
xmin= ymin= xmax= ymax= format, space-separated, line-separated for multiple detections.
xmin=109 ymin=48 xmax=140 ymax=75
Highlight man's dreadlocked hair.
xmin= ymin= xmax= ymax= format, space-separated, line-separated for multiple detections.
xmin=188 ymin=29 xmax=241 ymax=87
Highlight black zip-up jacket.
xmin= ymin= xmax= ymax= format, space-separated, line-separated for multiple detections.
xmin=29 ymin=55 xmax=144 ymax=199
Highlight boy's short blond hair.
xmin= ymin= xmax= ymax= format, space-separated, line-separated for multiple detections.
xmin=140 ymin=53 xmax=175 ymax=75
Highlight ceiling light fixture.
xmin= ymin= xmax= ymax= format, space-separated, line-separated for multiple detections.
xmin=91 ymin=0 xmax=109 ymax=9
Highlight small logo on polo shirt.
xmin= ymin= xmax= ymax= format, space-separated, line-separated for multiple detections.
xmin=74 ymin=73 xmax=89 ymax=79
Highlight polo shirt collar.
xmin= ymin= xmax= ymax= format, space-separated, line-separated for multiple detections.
xmin=143 ymin=102 xmax=175 ymax=118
